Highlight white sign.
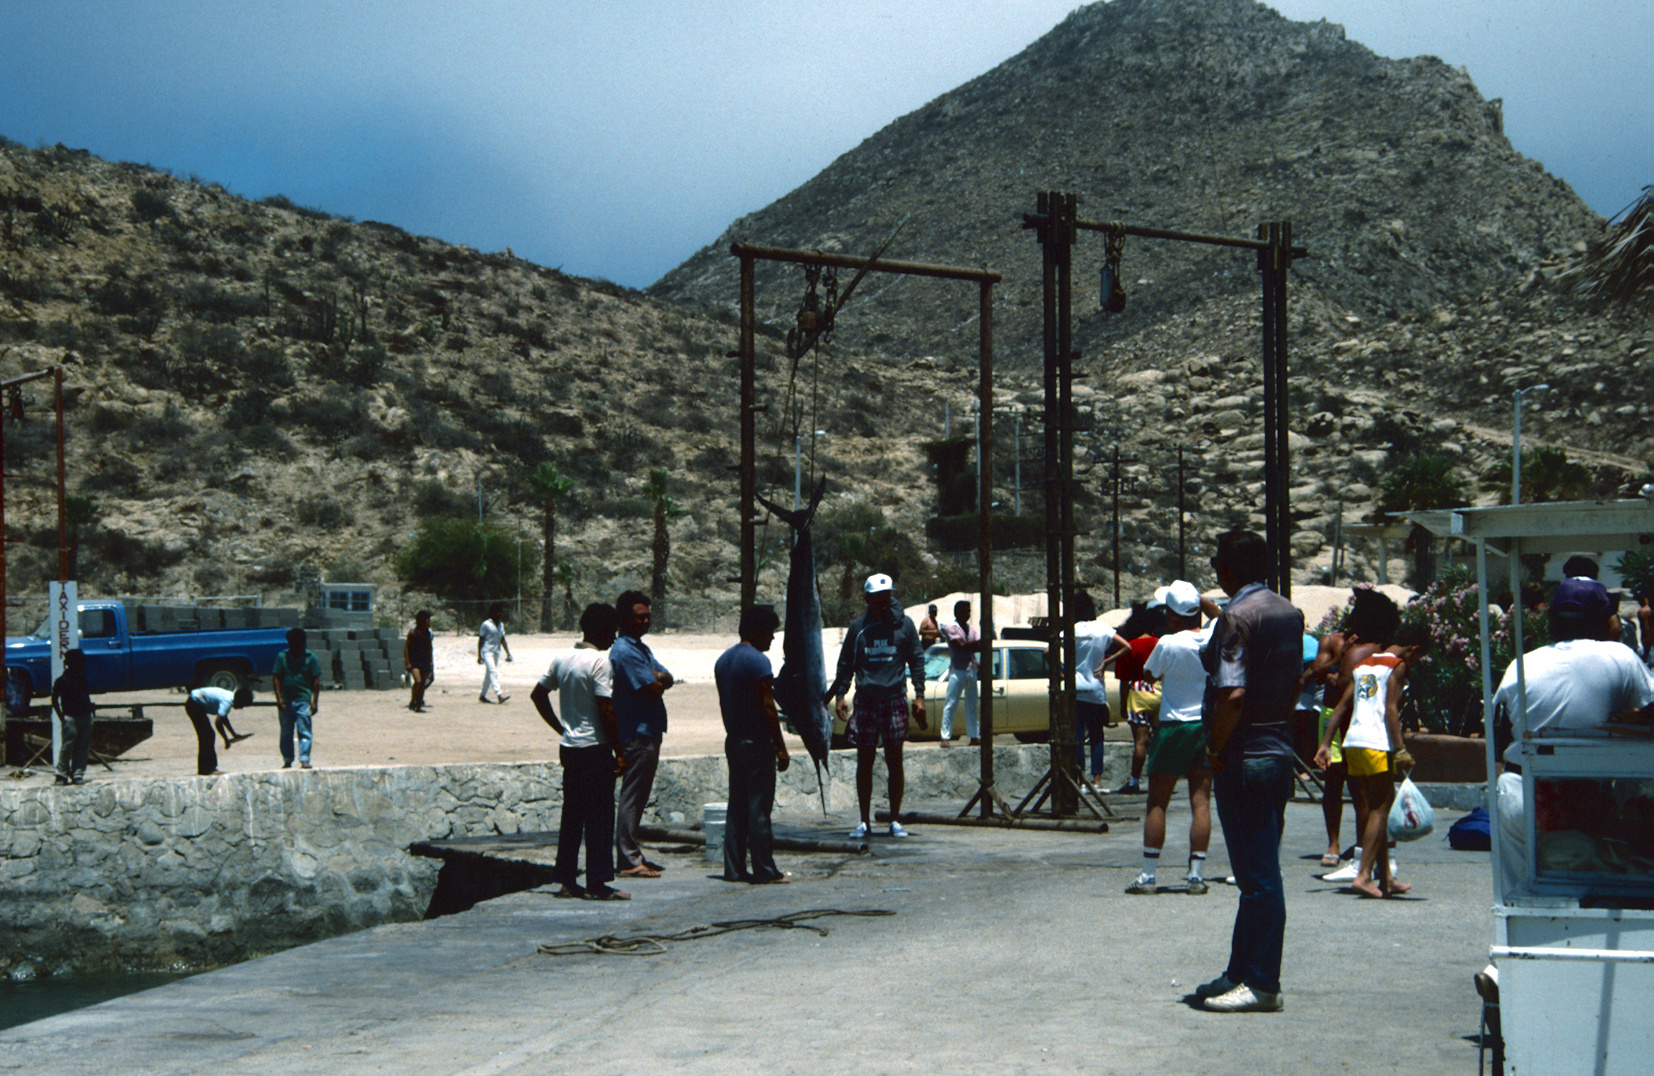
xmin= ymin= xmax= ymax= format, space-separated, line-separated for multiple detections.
xmin=48 ymin=581 xmax=78 ymax=768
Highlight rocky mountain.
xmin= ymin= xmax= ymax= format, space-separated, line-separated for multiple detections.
xmin=0 ymin=0 xmax=1648 ymax=633
xmin=653 ymin=0 xmax=1603 ymax=360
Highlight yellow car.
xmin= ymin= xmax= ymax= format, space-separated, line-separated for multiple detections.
xmin=833 ymin=641 xmax=1095 ymax=745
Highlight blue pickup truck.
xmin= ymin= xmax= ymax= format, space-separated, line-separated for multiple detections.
xmin=3 ymin=600 xmax=291 ymax=713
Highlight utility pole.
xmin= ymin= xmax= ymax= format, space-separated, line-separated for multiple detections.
xmin=1105 ymin=443 xmax=1139 ymax=610
xmin=1174 ymin=444 xmax=1187 ymax=581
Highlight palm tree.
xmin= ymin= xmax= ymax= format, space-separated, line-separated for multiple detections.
xmin=526 ymin=463 xmax=573 ymax=631
xmin=1571 ymin=185 xmax=1652 ymax=313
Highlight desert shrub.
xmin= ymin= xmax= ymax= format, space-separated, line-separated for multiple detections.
xmin=295 ymin=494 xmax=348 ymax=528
xmin=87 ymin=404 xmax=137 ymax=434
xmin=128 ymin=404 xmax=191 ymax=444
xmin=601 ymin=496 xmax=655 ymax=520
xmin=543 ymin=411 xmax=585 ymax=439
xmin=179 ymin=281 xmax=263 ymax=322
xmin=80 ymin=458 xmax=142 ymax=494
xmin=286 ymin=394 xmax=365 ymax=442
xmin=129 ymin=188 xmax=173 ymax=223
xmin=38 ymin=317 xmax=117 ymax=353
xmin=259 ymin=193 xmax=332 ymax=221
xmin=79 ymin=529 xmax=186 ymax=577
xmin=411 ymin=480 xmax=471 ymax=518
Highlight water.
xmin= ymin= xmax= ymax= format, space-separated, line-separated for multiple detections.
xmin=0 ymin=971 xmax=197 ymax=1030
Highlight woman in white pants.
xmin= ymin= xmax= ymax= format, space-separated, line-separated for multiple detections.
xmin=477 ymin=603 xmax=513 ymax=702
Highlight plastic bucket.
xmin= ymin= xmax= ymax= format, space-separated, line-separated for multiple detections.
xmin=703 ymin=803 xmax=728 ymax=862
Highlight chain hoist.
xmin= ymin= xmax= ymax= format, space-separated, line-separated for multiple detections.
xmin=1100 ymin=223 xmax=1126 ymax=314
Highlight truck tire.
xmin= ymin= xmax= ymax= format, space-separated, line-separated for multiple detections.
xmin=4 ymin=669 xmax=30 ymax=717
xmin=196 ymin=663 xmax=247 ymax=695
xmin=1012 ymin=731 xmax=1050 ymax=745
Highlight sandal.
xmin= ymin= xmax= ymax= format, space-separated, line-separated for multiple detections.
xmin=552 ymin=884 xmax=586 ymax=899
xmin=1319 ymin=853 xmax=1340 ymax=868
xmin=618 ymin=865 xmax=662 ymax=878
xmin=584 ymin=885 xmax=631 ymax=901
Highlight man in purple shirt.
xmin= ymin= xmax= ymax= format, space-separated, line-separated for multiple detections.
xmin=1196 ymin=530 xmax=1304 ymax=1014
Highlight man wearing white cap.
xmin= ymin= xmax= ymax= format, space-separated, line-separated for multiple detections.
xmin=1127 ymin=580 xmax=1216 ymax=895
xmin=829 ymin=573 xmax=928 ymax=839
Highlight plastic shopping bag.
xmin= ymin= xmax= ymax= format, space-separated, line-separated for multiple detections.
xmin=1388 ymin=776 xmax=1436 ymax=842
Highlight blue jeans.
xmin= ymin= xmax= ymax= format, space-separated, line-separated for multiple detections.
xmin=1214 ymin=755 xmax=1294 ymax=994
xmin=1076 ymin=700 xmax=1109 ymax=776
xmin=279 ymin=700 xmax=313 ymax=765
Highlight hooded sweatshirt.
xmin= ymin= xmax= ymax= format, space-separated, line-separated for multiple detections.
xmin=828 ymin=599 xmax=926 ymax=705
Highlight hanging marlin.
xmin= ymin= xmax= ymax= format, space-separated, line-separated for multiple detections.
xmin=755 ymin=477 xmax=832 ymax=809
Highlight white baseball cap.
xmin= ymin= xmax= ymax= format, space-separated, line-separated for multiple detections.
xmin=864 ymin=573 xmax=894 ymax=595
xmin=1154 ymin=580 xmax=1202 ymax=617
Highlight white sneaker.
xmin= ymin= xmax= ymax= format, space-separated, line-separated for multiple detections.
xmin=1322 ymin=861 xmax=1359 ymax=883
xmin=1204 ymin=984 xmax=1284 ymax=1013
xmin=1194 ymin=974 xmax=1236 ymax=999
xmin=1125 ymin=873 xmax=1156 ymax=895
xmin=888 ymin=821 xmax=909 ymax=839
xmin=849 ymin=822 xmax=870 ymax=839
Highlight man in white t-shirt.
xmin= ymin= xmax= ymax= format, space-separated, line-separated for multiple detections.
xmin=1127 ymin=580 xmax=1216 ymax=895
xmin=531 ymin=602 xmax=630 ymax=901
xmin=1073 ymin=590 xmax=1124 ymax=787
xmin=1494 ymin=577 xmax=1654 ymax=895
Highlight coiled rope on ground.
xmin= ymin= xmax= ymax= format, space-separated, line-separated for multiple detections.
xmin=536 ymin=908 xmax=896 ymax=957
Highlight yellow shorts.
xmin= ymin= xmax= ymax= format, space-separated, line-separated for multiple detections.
xmin=1318 ymin=706 xmax=1344 ymax=765
xmin=1345 ymin=748 xmax=1389 ymax=778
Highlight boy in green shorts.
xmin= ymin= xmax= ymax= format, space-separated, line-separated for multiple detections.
xmin=1127 ymin=581 xmax=1215 ymax=895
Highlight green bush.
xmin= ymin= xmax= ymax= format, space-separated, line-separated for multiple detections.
xmin=1377 ymin=453 xmax=1466 ymax=515
xmin=1615 ymin=548 xmax=1654 ymax=599
xmin=396 ymin=517 xmax=533 ymax=603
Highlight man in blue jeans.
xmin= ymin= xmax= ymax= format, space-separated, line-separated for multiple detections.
xmin=1197 ymin=530 xmax=1304 ymax=1013
xmin=273 ymin=628 xmax=322 ymax=770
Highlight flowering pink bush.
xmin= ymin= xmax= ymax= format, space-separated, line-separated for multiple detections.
xmin=1318 ymin=569 xmax=1549 ymax=734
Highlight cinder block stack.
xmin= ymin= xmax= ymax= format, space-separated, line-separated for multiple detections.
xmin=306 ymin=627 xmax=401 ymax=690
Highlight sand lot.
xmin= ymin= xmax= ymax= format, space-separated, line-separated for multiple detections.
xmin=6 ymin=584 xmax=1401 ymax=783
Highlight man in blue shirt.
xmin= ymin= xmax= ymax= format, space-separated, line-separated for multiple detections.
xmin=610 ymin=589 xmax=674 ymax=878
xmin=714 ymin=605 xmax=791 ymax=883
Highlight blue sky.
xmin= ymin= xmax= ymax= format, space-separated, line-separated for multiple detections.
xmin=1 ymin=1 xmax=1647 ymax=289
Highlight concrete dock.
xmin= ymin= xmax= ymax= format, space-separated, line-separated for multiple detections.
xmin=0 ymin=796 xmax=1495 ymax=1075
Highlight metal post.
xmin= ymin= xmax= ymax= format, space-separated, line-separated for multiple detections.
xmin=1036 ymin=191 xmax=1079 ymax=817
xmin=1111 ymin=443 xmax=1123 ymax=610
xmin=738 ymin=254 xmax=757 ymax=610
xmin=55 ymin=368 xmax=67 ymax=583
xmin=1013 ymin=413 xmax=1022 ymax=517
xmin=1273 ymin=223 xmax=1293 ymax=599
xmin=977 ymin=278 xmax=996 ymax=816
xmin=1258 ymin=223 xmax=1280 ymax=593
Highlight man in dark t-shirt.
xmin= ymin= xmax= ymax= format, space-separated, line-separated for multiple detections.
xmin=404 ymin=609 xmax=434 ymax=712
xmin=713 ymin=605 xmax=791 ymax=884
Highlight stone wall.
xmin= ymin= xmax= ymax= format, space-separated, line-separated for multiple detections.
xmin=0 ymin=763 xmax=561 ymax=979
xmin=0 ymin=744 xmax=1106 ymax=980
